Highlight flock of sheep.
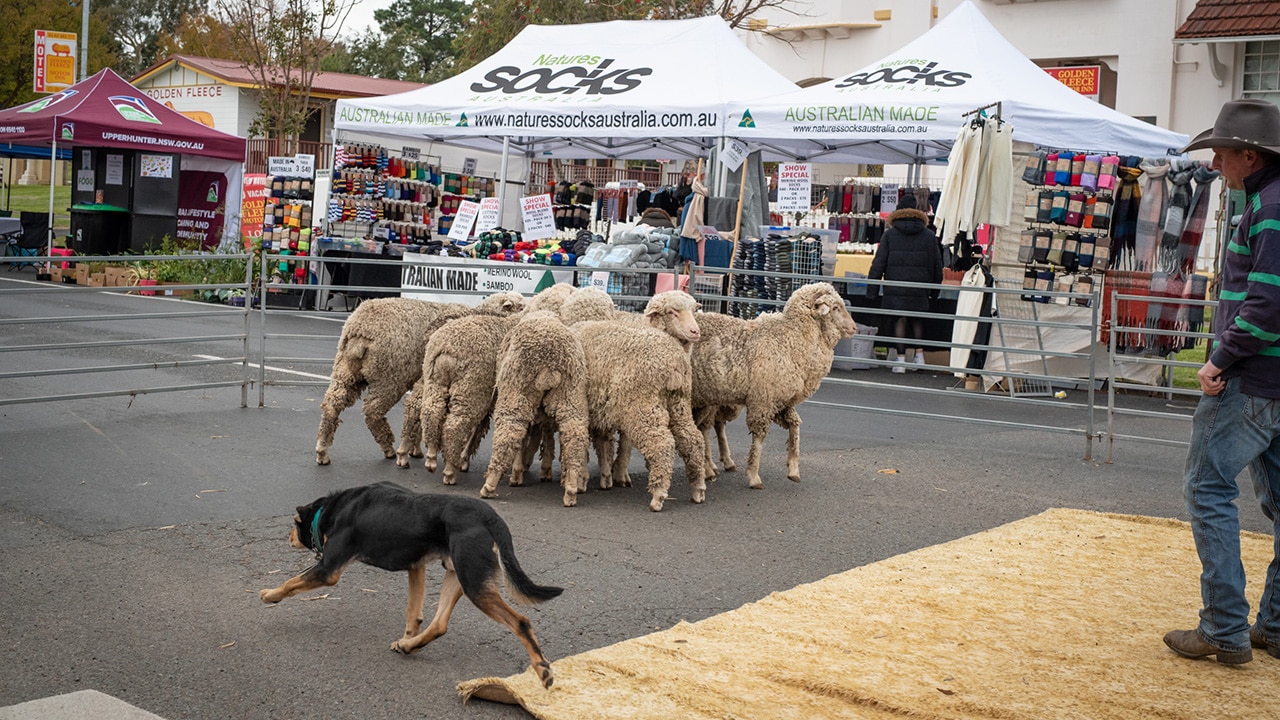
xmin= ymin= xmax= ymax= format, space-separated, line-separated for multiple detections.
xmin=313 ymin=280 xmax=858 ymax=511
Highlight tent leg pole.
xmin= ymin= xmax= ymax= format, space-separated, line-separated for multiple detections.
xmin=47 ymin=139 xmax=56 ymax=256
xmin=499 ymin=136 xmax=510 ymax=210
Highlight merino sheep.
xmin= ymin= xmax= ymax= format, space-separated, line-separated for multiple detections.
xmin=314 ymin=292 xmax=524 ymax=465
xmin=481 ymin=311 xmax=590 ymax=507
xmin=571 ymin=290 xmax=707 ymax=512
xmin=414 ymin=283 xmax=575 ymax=482
xmin=690 ymin=282 xmax=857 ymax=489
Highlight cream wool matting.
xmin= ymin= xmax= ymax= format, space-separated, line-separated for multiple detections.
xmin=458 ymin=509 xmax=1277 ymax=719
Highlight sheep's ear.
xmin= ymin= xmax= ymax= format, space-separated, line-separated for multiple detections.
xmin=816 ymin=299 xmax=832 ymax=316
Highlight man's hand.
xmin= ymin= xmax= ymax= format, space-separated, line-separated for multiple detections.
xmin=1197 ymin=360 xmax=1225 ymax=396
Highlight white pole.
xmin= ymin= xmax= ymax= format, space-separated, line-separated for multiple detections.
xmin=80 ymin=0 xmax=90 ymax=81
xmin=498 ymin=136 xmax=510 ymax=210
xmin=47 ymin=139 xmax=57 ymax=256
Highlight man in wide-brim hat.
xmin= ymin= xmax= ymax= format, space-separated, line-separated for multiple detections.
xmin=1164 ymin=98 xmax=1280 ymax=666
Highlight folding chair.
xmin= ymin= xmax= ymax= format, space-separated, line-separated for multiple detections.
xmin=9 ymin=211 xmax=50 ymax=271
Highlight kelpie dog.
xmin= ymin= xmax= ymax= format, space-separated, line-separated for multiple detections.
xmin=259 ymin=481 xmax=562 ymax=687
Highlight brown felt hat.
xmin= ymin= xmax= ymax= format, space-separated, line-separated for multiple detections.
xmin=1181 ymin=98 xmax=1280 ymax=155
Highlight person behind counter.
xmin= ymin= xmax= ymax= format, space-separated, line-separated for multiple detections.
xmin=866 ymin=193 xmax=944 ymax=373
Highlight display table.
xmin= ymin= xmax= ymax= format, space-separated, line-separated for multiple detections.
xmin=315 ymin=249 xmax=401 ymax=309
xmin=834 ymin=253 xmax=874 ymax=277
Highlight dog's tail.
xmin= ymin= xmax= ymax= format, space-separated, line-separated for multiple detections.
xmin=487 ymin=516 xmax=563 ymax=606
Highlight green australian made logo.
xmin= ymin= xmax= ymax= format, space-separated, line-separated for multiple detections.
xmin=456 ymin=113 xmax=469 ymax=127
xmin=60 ymin=123 xmax=74 ymax=140
xmin=738 ymin=109 xmax=755 ymax=128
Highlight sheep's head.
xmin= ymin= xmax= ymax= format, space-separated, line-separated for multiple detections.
xmin=786 ymin=282 xmax=857 ymax=340
xmin=479 ymin=290 xmax=526 ymax=316
xmin=524 ymin=282 xmax=575 ymax=315
xmin=644 ymin=290 xmax=701 ymax=344
xmin=560 ymin=286 xmax=615 ymax=324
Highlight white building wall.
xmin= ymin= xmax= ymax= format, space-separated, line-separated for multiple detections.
xmin=133 ymin=66 xmax=247 ymax=136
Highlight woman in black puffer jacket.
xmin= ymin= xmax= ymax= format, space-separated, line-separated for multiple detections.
xmin=867 ymin=194 xmax=944 ymax=373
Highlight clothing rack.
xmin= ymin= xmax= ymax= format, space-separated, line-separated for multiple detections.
xmin=962 ymin=101 xmax=1003 ymax=120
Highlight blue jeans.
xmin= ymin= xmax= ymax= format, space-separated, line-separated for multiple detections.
xmin=1184 ymin=377 xmax=1280 ymax=652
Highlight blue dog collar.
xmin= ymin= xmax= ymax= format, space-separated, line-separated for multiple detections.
xmin=309 ymin=506 xmax=325 ymax=557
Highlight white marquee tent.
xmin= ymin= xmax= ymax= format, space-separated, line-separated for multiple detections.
xmin=726 ymin=1 xmax=1189 ymax=164
xmin=333 ymin=16 xmax=799 ymax=161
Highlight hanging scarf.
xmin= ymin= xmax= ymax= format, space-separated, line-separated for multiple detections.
xmin=1133 ymin=158 xmax=1169 ymax=272
xmin=1110 ymin=164 xmax=1144 ymax=269
xmin=1159 ymin=159 xmax=1197 ymax=273
xmin=680 ymin=176 xmax=708 ymax=241
xmin=1178 ymin=164 xmax=1221 ymax=278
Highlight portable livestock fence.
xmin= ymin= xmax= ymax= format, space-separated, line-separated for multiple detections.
xmin=0 ymin=252 xmax=254 ymax=407
xmin=0 ymin=252 xmax=1203 ymax=462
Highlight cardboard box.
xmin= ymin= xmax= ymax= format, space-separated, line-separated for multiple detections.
xmin=87 ymin=273 xmax=106 ymax=287
xmin=49 ymin=266 xmax=63 ymax=282
xmin=923 ymin=350 xmax=950 ymax=370
xmin=75 ymin=264 xmax=89 ymax=284
xmin=104 ymin=266 xmax=128 ymax=287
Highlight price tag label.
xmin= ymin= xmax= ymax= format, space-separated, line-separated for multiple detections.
xmin=476 ymin=197 xmax=501 ymax=232
xmin=448 ymin=200 xmax=481 ymax=242
xmin=520 ymin=194 xmax=556 ymax=240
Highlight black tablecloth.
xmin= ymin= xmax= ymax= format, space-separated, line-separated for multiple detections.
xmin=321 ymin=250 xmax=400 ymax=299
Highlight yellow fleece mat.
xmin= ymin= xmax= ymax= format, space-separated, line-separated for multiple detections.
xmin=458 ymin=509 xmax=1278 ymax=720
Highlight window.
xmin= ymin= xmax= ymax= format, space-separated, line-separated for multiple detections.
xmin=1242 ymin=41 xmax=1280 ymax=104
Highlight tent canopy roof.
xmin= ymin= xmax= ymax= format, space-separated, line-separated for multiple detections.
xmin=727 ymin=1 xmax=1189 ymax=163
xmin=333 ymin=16 xmax=800 ymax=160
xmin=0 ymin=68 xmax=246 ymax=162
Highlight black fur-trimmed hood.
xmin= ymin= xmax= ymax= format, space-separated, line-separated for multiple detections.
xmin=888 ymin=207 xmax=930 ymax=233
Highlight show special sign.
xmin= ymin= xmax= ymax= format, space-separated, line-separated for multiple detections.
xmin=520 ymin=193 xmax=556 ymax=240
xmin=776 ymin=162 xmax=812 ymax=213
xmin=34 ymin=30 xmax=77 ymax=94
xmin=400 ymin=253 xmax=571 ymax=305
xmin=447 ymin=199 xmax=481 ymax=242
xmin=476 ymin=197 xmax=501 ymax=232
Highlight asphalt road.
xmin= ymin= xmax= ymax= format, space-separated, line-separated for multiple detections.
xmin=0 ymin=273 xmax=1263 ymax=719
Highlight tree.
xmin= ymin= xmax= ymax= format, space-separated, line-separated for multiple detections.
xmin=210 ymin=0 xmax=356 ymax=148
xmin=374 ymin=0 xmax=467 ymax=82
xmin=155 ymin=11 xmax=240 ymax=61
xmin=97 ymin=0 xmax=208 ymax=76
xmin=322 ymin=0 xmax=466 ymax=83
xmin=453 ymin=0 xmax=796 ymax=73
xmin=0 ymin=0 xmax=120 ymax=108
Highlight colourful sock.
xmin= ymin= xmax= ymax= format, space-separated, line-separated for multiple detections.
xmin=1082 ymin=155 xmax=1101 ymax=191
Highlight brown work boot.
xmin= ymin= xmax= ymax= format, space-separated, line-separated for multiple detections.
xmin=1250 ymin=625 xmax=1280 ymax=659
xmin=1164 ymin=629 xmax=1252 ymax=664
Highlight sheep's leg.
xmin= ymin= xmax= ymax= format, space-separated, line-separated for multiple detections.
xmin=592 ymin=431 xmax=616 ymax=490
xmin=625 ymin=411 xmax=675 ymax=512
xmin=419 ymin=383 xmax=449 ymax=473
xmin=744 ymin=406 xmax=775 ymax=489
xmin=715 ymin=407 xmax=738 ymax=472
xmin=611 ymin=433 xmax=633 ymax=488
xmin=539 ymin=423 xmax=557 ymax=483
xmin=670 ymin=407 xmax=708 ymax=503
xmin=394 ymin=381 xmax=424 ymax=468
xmin=315 ymin=376 xmax=362 ymax=465
xmin=361 ymin=383 xmax=403 ymax=459
xmin=693 ymin=407 xmax=718 ymax=478
xmin=459 ymin=414 xmax=489 ymax=473
xmin=778 ymin=407 xmax=802 ymax=482
xmin=481 ymin=400 xmax=536 ymax=499
xmin=442 ymin=404 xmax=489 ymax=486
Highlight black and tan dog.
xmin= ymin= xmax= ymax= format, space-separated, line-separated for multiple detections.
xmin=259 ymin=481 xmax=562 ymax=687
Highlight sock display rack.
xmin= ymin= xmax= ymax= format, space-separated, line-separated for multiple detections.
xmin=263 ymin=175 xmax=315 ymax=286
xmin=1016 ymin=150 xmax=1118 ymax=306
xmin=325 ymin=142 xmax=496 ymax=252
xmin=728 ymin=227 xmax=831 ymax=319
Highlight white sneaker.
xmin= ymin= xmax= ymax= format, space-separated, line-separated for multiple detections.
xmin=892 ymin=357 xmax=906 ymax=374
xmin=912 ymin=353 xmax=926 ymax=371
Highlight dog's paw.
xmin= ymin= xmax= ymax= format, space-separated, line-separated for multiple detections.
xmin=535 ymin=661 xmax=554 ymax=688
xmin=390 ymin=638 xmax=418 ymax=654
xmin=315 ymin=451 xmax=330 ymax=466
xmin=259 ymin=588 xmax=283 ymax=604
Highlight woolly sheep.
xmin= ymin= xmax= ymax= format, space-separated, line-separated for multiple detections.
xmin=414 ymin=283 xmax=575 ymax=481
xmin=571 ymin=290 xmax=707 ymax=512
xmin=481 ymin=311 xmax=591 ymax=507
xmin=690 ymin=282 xmax=857 ymax=489
xmin=314 ymin=292 xmax=524 ymax=466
